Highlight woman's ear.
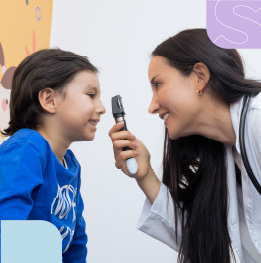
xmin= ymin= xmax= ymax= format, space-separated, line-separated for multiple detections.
xmin=38 ymin=88 xmax=57 ymax=114
xmin=193 ymin=62 xmax=210 ymax=91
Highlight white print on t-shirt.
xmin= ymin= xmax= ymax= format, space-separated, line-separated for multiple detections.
xmin=51 ymin=184 xmax=77 ymax=223
xmin=59 ymin=226 xmax=74 ymax=253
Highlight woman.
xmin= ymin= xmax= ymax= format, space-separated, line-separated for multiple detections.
xmin=109 ymin=29 xmax=261 ymax=263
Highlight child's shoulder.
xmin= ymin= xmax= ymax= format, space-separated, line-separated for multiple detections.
xmin=0 ymin=128 xmax=50 ymax=156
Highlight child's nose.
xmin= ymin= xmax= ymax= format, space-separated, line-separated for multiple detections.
xmin=97 ymin=100 xmax=106 ymax=115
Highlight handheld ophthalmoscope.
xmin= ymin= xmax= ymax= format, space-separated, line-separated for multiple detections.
xmin=111 ymin=95 xmax=138 ymax=175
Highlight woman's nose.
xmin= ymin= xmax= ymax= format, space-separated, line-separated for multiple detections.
xmin=148 ymin=95 xmax=160 ymax=114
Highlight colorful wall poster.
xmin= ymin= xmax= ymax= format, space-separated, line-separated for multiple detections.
xmin=0 ymin=0 xmax=53 ymax=143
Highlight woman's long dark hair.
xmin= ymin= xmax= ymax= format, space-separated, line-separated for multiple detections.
xmin=152 ymin=29 xmax=261 ymax=263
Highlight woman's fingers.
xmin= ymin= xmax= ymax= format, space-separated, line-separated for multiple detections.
xmin=113 ymin=139 xmax=137 ymax=151
xmin=115 ymin=150 xmax=139 ymax=170
xmin=110 ymin=130 xmax=136 ymax=142
xmin=108 ymin=122 xmax=136 ymax=142
xmin=108 ymin=121 xmax=124 ymax=136
xmin=109 ymin=123 xmax=151 ymax=179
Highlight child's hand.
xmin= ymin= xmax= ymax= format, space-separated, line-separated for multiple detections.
xmin=108 ymin=121 xmax=151 ymax=180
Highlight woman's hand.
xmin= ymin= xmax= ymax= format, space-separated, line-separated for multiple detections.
xmin=109 ymin=122 xmax=150 ymax=179
xmin=108 ymin=121 xmax=151 ymax=180
xmin=108 ymin=121 xmax=161 ymax=204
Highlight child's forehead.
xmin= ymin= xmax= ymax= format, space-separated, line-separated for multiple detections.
xmin=69 ymin=71 xmax=100 ymax=89
xmin=84 ymin=84 xmax=99 ymax=92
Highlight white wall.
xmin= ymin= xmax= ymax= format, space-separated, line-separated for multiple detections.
xmin=50 ymin=1 xmax=261 ymax=262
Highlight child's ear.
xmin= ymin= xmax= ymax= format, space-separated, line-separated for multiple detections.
xmin=38 ymin=88 xmax=57 ymax=114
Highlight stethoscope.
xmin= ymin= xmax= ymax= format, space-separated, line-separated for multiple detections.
xmin=239 ymin=95 xmax=261 ymax=195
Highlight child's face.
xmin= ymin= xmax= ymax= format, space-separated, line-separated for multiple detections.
xmin=55 ymin=70 xmax=106 ymax=142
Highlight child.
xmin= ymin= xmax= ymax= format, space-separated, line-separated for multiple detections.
xmin=0 ymin=49 xmax=106 ymax=262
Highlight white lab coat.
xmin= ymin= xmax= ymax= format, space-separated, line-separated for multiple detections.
xmin=137 ymin=94 xmax=261 ymax=263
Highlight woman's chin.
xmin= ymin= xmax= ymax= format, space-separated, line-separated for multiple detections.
xmin=168 ymin=129 xmax=183 ymax=140
xmin=168 ymin=132 xmax=178 ymax=140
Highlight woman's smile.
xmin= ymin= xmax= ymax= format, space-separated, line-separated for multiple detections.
xmin=163 ymin=113 xmax=169 ymax=126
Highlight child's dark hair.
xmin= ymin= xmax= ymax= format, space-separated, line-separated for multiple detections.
xmin=2 ymin=48 xmax=99 ymax=136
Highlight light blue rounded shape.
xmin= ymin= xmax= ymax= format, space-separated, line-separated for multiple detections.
xmin=1 ymin=220 xmax=62 ymax=263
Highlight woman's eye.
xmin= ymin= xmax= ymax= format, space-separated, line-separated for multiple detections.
xmin=87 ymin=94 xmax=95 ymax=99
xmin=152 ymin=82 xmax=162 ymax=89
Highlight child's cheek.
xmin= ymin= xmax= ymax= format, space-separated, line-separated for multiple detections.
xmin=85 ymin=103 xmax=95 ymax=115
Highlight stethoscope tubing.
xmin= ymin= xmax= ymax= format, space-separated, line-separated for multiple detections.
xmin=239 ymin=95 xmax=261 ymax=195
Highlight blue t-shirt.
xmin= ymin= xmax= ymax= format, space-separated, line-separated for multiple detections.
xmin=0 ymin=129 xmax=87 ymax=263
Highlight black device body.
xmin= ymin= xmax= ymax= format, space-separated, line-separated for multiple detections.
xmin=112 ymin=95 xmax=131 ymax=151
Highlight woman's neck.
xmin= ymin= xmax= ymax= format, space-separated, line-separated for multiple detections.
xmin=194 ymin=100 xmax=236 ymax=146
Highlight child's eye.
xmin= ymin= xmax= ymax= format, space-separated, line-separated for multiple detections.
xmin=87 ymin=94 xmax=95 ymax=99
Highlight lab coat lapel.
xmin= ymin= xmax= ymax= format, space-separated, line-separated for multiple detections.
xmin=225 ymin=144 xmax=244 ymax=263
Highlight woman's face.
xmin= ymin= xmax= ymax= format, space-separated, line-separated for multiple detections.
xmin=148 ymin=56 xmax=203 ymax=140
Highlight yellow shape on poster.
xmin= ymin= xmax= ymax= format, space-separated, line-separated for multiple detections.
xmin=0 ymin=0 xmax=53 ymax=142
xmin=0 ymin=0 xmax=53 ymax=70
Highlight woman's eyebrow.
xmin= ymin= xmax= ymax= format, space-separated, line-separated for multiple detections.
xmin=150 ymin=75 xmax=160 ymax=84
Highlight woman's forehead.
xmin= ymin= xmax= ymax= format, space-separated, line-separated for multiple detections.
xmin=148 ymin=56 xmax=177 ymax=79
xmin=149 ymin=56 xmax=172 ymax=71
